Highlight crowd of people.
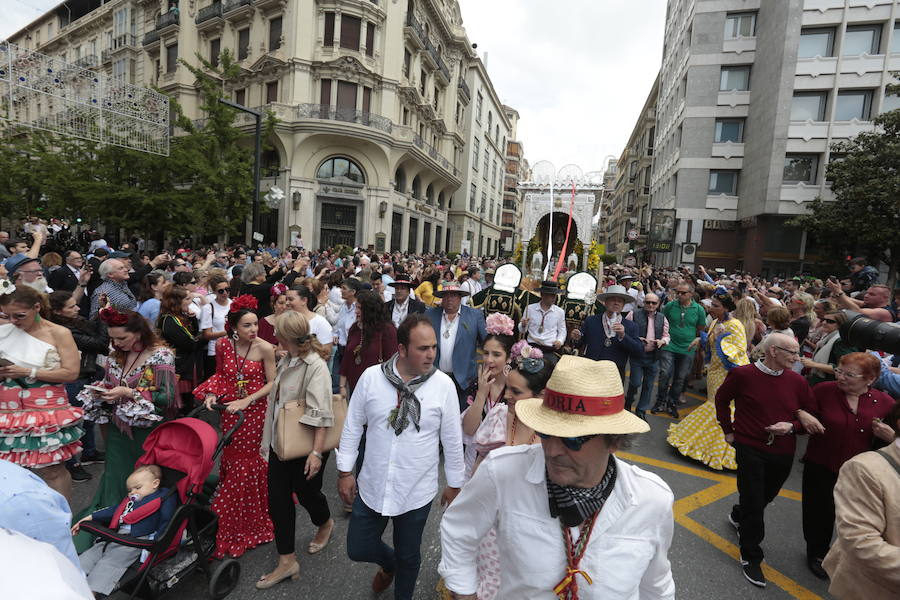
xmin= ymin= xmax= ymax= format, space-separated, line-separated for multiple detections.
xmin=1 ymin=225 xmax=899 ymax=599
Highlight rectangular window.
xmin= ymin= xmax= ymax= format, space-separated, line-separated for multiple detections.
xmin=798 ymin=27 xmax=835 ymax=58
xmin=476 ymin=92 xmax=483 ymax=122
xmin=337 ymin=80 xmax=357 ymax=112
xmin=791 ymin=91 xmax=827 ymax=121
xmin=835 ymin=89 xmax=873 ymax=120
xmin=714 ymin=118 xmax=744 ymax=142
xmin=843 ymin=25 xmax=881 ymax=56
xmin=408 ymin=218 xmax=418 ymax=252
xmin=483 ymin=150 xmax=489 ymax=180
xmin=238 ymin=28 xmax=250 ymax=60
xmin=362 ymin=86 xmax=371 ymax=114
xmin=719 ymin=66 xmax=750 ymax=91
xmin=893 ymin=22 xmax=900 ymax=54
xmin=210 ymin=38 xmax=221 ymax=68
xmin=166 ymin=43 xmax=178 ymax=73
xmin=269 ymin=17 xmax=282 ymax=52
xmin=708 ymin=170 xmax=739 ymax=195
xmin=472 ymin=138 xmax=480 ymax=170
xmin=724 ymin=12 xmax=756 ymax=39
xmin=882 ymin=91 xmax=900 ymax=113
xmin=235 ymin=88 xmax=246 ymax=106
xmin=340 ymin=15 xmax=361 ymax=51
xmin=470 ymin=183 xmax=477 ymax=212
xmin=324 ymin=12 xmax=335 ymax=47
xmin=266 ymin=81 xmax=278 ymax=104
xmin=403 ymin=48 xmax=411 ymax=77
xmin=419 ymin=68 xmax=427 ymax=96
xmin=365 ymin=22 xmax=375 ymax=57
xmin=783 ymin=154 xmax=818 ymax=184
xmin=320 ymin=79 xmax=332 ymax=106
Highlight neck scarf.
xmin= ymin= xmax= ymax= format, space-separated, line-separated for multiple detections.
xmin=811 ymin=331 xmax=840 ymax=377
xmin=547 ymin=457 xmax=618 ymax=528
xmin=381 ymin=352 xmax=437 ymax=435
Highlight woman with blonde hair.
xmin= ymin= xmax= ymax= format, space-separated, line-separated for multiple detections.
xmin=788 ymin=291 xmax=817 ymax=346
xmin=257 ymin=310 xmax=335 ymax=588
xmin=734 ymin=297 xmax=764 ymax=351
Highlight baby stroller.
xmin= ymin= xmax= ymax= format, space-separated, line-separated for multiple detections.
xmin=80 ymin=405 xmax=244 ymax=599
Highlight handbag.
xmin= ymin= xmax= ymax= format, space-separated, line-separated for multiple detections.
xmin=274 ymin=361 xmax=347 ymax=461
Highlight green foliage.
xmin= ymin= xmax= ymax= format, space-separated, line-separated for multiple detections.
xmin=787 ymin=84 xmax=900 ymax=282
xmin=0 ymin=48 xmax=276 ymax=241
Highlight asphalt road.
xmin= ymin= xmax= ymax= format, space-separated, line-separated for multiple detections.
xmin=71 ymin=388 xmax=834 ymax=600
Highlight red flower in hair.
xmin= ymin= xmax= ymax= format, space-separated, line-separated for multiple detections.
xmin=229 ymin=294 xmax=259 ymax=314
xmin=99 ymin=307 xmax=130 ymax=326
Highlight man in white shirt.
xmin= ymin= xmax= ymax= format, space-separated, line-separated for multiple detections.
xmin=332 ymin=278 xmax=361 ymax=392
xmin=385 ymin=274 xmax=426 ymax=329
xmin=439 ymin=356 xmax=674 ymax=600
xmin=458 ymin=267 xmax=482 ymax=306
xmin=338 ymin=314 xmax=465 ymax=600
xmin=519 ymin=280 xmax=566 ymax=353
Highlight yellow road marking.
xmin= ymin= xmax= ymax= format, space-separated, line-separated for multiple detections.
xmin=621 ymin=452 xmax=821 ymax=599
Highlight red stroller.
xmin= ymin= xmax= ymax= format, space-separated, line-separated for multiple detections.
xmin=81 ymin=406 xmax=244 ymax=599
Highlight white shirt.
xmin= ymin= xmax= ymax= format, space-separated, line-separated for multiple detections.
xmin=459 ymin=279 xmax=481 ymax=306
xmin=625 ymin=287 xmax=644 ymax=313
xmin=335 ymin=302 xmax=357 ymax=346
xmin=337 ymin=364 xmax=465 ymax=516
xmin=200 ymin=300 xmax=231 ymax=355
xmin=391 ymin=297 xmax=411 ymax=329
xmin=439 ymin=312 xmax=461 ymax=373
xmin=439 ymin=445 xmax=676 ymax=599
xmin=520 ymin=302 xmax=567 ymax=347
xmin=307 ymin=313 xmax=333 ymax=346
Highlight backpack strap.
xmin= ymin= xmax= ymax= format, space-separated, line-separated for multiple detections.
xmin=877 ymin=448 xmax=900 ymax=477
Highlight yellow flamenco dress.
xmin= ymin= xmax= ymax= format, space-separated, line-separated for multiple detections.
xmin=667 ymin=317 xmax=749 ymax=470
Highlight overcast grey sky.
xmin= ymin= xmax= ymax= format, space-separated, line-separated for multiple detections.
xmin=3 ymin=0 xmax=666 ymax=171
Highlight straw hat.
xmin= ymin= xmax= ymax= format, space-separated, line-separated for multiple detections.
xmin=434 ymin=282 xmax=470 ymax=298
xmin=597 ymin=284 xmax=633 ymax=303
xmin=516 ymin=356 xmax=649 ymax=436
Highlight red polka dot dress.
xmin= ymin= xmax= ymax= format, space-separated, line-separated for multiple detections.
xmin=194 ymin=338 xmax=274 ymax=558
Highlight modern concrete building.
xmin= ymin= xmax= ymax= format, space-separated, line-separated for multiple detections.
xmin=500 ymin=105 xmax=527 ymax=256
xmin=651 ymin=0 xmax=900 ymax=275
xmin=446 ymin=57 xmax=511 ymax=257
xmin=608 ymin=75 xmax=658 ymax=262
xmin=6 ymin=0 xmax=515 ymax=253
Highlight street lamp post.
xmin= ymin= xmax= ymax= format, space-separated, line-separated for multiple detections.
xmin=218 ymin=98 xmax=262 ymax=246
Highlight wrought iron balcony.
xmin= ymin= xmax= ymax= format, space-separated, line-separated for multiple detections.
xmin=223 ymin=0 xmax=253 ymax=14
xmin=74 ymin=54 xmax=98 ymax=68
xmin=404 ymin=12 xmax=426 ymax=48
xmin=142 ymin=29 xmax=160 ymax=46
xmin=101 ymin=48 xmax=111 ymax=63
xmin=157 ymin=11 xmax=180 ymax=29
xmin=196 ymin=2 xmax=223 ymax=24
xmin=413 ymin=133 xmax=453 ymax=173
xmin=457 ymin=77 xmax=470 ymax=101
xmin=295 ymin=103 xmax=393 ymax=134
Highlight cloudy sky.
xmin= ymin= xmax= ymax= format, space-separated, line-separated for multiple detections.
xmin=3 ymin=0 xmax=666 ymax=171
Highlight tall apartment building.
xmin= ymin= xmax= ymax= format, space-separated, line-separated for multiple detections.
xmin=608 ymin=76 xmax=658 ymax=260
xmin=598 ymin=157 xmax=617 ymax=246
xmin=447 ymin=58 xmax=511 ymax=257
xmin=651 ymin=0 xmax=900 ymax=275
xmin=6 ymin=0 xmax=514 ymax=253
xmin=500 ymin=105 xmax=527 ymax=256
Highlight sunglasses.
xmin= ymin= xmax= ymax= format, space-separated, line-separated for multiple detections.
xmin=644 ymin=301 xmax=658 ymax=305
xmin=216 ymin=288 xmax=229 ymax=294
xmin=822 ymin=318 xmax=838 ymax=324
xmin=536 ymin=432 xmax=598 ymax=452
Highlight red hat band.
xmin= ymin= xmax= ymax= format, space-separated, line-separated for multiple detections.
xmin=542 ymin=389 xmax=625 ymax=417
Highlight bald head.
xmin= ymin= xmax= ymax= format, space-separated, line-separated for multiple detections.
xmin=644 ymin=293 xmax=660 ymax=312
xmin=765 ymin=333 xmax=799 ymax=370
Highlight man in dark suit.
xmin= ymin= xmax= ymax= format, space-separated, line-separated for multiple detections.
xmin=48 ymin=250 xmax=92 ymax=311
xmin=385 ymin=273 xmax=426 ymax=328
xmin=426 ymin=283 xmax=487 ymax=409
xmin=572 ymin=284 xmax=643 ymax=382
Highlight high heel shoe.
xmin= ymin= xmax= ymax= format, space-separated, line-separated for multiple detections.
xmin=255 ymin=562 xmax=300 ymax=589
xmin=308 ymin=519 xmax=334 ymax=554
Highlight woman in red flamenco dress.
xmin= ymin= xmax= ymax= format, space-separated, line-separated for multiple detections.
xmin=194 ymin=295 xmax=277 ymax=558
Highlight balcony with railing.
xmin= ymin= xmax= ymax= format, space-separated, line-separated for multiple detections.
xmin=223 ymin=0 xmax=254 ymax=19
xmin=74 ymin=55 xmax=99 ymax=68
xmin=457 ymin=77 xmax=470 ymax=102
xmin=196 ymin=2 xmax=223 ymax=25
xmin=404 ymin=12 xmax=426 ymax=50
xmin=425 ymin=39 xmax=450 ymax=83
xmin=142 ymin=29 xmax=160 ymax=46
xmin=157 ymin=10 xmax=180 ymax=31
xmin=112 ymin=33 xmax=137 ymax=50
xmin=296 ymin=103 xmax=393 ymax=134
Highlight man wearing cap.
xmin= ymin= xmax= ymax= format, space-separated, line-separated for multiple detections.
xmin=520 ymin=280 xmax=567 ymax=354
xmin=386 ymin=274 xmax=426 ymax=329
xmin=572 ymin=285 xmax=643 ymax=381
xmin=426 ymin=282 xmax=487 ymax=409
xmin=439 ymin=356 xmax=675 ymax=599
xmin=619 ymin=274 xmax=642 ymax=313
xmin=5 ymin=254 xmax=53 ymax=294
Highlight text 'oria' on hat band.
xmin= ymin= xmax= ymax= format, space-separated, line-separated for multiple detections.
xmin=542 ymin=389 xmax=625 ymax=416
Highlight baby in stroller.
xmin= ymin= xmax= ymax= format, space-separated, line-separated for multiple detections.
xmin=72 ymin=464 xmax=178 ymax=598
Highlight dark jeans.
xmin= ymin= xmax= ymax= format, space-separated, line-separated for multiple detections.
xmin=625 ymin=353 xmax=660 ymax=412
xmin=331 ymin=345 xmax=344 ymax=394
xmin=346 ymin=497 xmax=432 ymax=600
xmin=802 ymin=460 xmax=839 ymax=560
xmin=734 ymin=442 xmax=794 ymax=564
xmin=267 ymin=449 xmax=331 ymax=555
xmin=656 ymin=350 xmax=694 ymax=406
xmin=65 ymin=379 xmax=96 ymax=460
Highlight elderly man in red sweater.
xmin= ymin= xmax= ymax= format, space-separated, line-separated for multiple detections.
xmin=715 ymin=332 xmax=813 ymax=589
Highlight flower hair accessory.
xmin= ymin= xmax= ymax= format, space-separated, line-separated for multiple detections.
xmin=229 ymin=294 xmax=258 ymax=313
xmin=270 ymin=283 xmax=288 ymax=298
xmin=485 ymin=313 xmax=514 ymax=336
xmin=0 ymin=280 xmax=15 ymax=296
xmin=99 ymin=307 xmax=130 ymax=326
xmin=511 ymin=340 xmax=545 ymax=374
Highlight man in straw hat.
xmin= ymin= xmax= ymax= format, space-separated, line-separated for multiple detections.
xmin=571 ymin=284 xmax=643 ymax=382
xmin=439 ymin=356 xmax=675 ymax=599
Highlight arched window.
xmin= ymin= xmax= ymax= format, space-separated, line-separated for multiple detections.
xmin=261 ymin=149 xmax=280 ymax=177
xmin=438 ymin=191 xmax=445 ymax=210
xmin=394 ymin=167 xmax=407 ymax=193
xmin=317 ymin=156 xmax=365 ymax=183
xmin=487 ymin=112 xmax=492 ymax=131
xmin=411 ymin=175 xmax=422 ymax=199
xmin=425 ymin=183 xmax=434 ymax=205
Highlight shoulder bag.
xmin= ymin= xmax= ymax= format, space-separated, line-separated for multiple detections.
xmin=274 ymin=361 xmax=347 ymax=461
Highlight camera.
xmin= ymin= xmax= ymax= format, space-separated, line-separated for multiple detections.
xmin=840 ymin=311 xmax=900 ymax=355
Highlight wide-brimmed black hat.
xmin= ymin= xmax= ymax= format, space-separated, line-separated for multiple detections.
xmin=537 ymin=280 xmax=560 ymax=295
xmin=388 ymin=274 xmax=414 ymax=287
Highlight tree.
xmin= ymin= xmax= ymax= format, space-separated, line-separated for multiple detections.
xmin=788 ymin=80 xmax=900 ymax=284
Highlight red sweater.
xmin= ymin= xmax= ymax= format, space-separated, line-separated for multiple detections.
xmin=802 ymin=381 xmax=895 ymax=473
xmin=715 ymin=363 xmax=813 ymax=455
xmin=339 ymin=322 xmax=398 ymax=392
